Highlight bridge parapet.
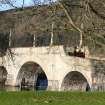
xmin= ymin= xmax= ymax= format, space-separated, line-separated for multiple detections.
xmin=8 ymin=45 xmax=65 ymax=56
xmin=60 ymin=55 xmax=92 ymax=68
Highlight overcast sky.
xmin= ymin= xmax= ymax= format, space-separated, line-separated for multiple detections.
xmin=0 ymin=0 xmax=56 ymax=11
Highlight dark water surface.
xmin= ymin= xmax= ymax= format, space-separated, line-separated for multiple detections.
xmin=0 ymin=86 xmax=43 ymax=91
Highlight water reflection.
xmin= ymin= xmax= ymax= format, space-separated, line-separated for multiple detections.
xmin=0 ymin=86 xmax=41 ymax=91
xmin=0 ymin=86 xmax=20 ymax=92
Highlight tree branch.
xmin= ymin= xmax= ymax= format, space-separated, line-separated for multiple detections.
xmin=58 ymin=1 xmax=83 ymax=48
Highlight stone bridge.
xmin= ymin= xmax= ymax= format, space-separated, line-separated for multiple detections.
xmin=0 ymin=45 xmax=93 ymax=91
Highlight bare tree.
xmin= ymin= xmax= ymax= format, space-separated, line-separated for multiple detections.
xmin=58 ymin=0 xmax=83 ymax=48
xmin=0 ymin=0 xmax=105 ymax=58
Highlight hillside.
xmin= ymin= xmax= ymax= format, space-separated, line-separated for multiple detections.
xmin=0 ymin=0 xmax=105 ymax=57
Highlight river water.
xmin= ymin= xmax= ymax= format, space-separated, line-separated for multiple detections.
xmin=0 ymin=86 xmax=44 ymax=91
xmin=0 ymin=86 xmax=21 ymax=91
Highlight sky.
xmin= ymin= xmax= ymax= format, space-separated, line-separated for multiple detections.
xmin=0 ymin=0 xmax=56 ymax=11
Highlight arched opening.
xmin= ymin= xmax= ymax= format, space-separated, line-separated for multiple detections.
xmin=61 ymin=71 xmax=90 ymax=91
xmin=17 ymin=62 xmax=48 ymax=90
xmin=0 ymin=66 xmax=7 ymax=87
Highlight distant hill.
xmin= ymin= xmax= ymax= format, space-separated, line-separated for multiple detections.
xmin=0 ymin=0 xmax=105 ymax=57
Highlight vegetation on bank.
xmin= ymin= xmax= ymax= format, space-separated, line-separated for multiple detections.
xmin=0 ymin=91 xmax=105 ymax=105
xmin=0 ymin=0 xmax=105 ymax=57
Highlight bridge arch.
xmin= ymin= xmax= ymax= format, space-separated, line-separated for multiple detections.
xmin=61 ymin=71 xmax=90 ymax=91
xmin=16 ymin=61 xmax=48 ymax=90
xmin=0 ymin=66 xmax=8 ymax=86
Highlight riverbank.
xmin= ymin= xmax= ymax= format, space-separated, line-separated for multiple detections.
xmin=0 ymin=91 xmax=104 ymax=105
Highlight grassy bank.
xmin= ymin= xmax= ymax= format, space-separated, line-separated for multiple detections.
xmin=0 ymin=91 xmax=105 ymax=105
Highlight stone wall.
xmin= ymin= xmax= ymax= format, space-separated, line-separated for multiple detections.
xmin=91 ymin=59 xmax=105 ymax=91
